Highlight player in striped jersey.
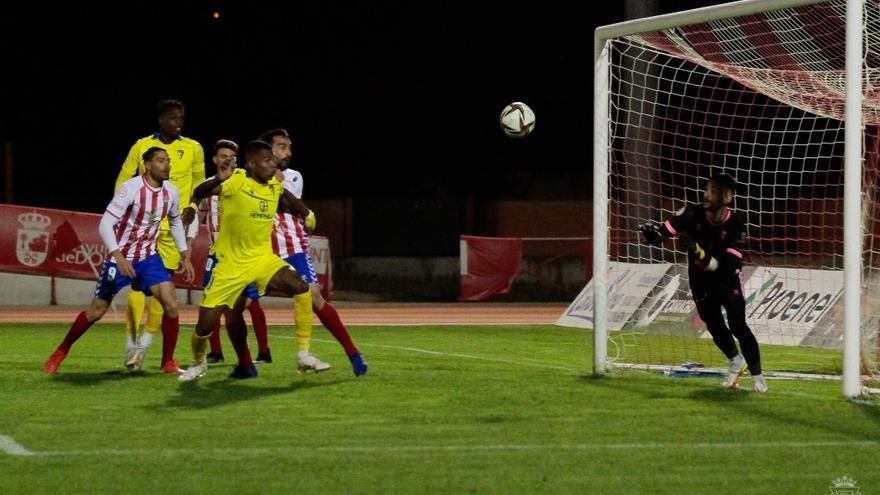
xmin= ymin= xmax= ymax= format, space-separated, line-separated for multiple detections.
xmin=43 ymin=147 xmax=195 ymax=374
xmin=261 ymin=128 xmax=367 ymax=376
xmin=194 ymin=140 xmax=270 ymax=364
xmin=116 ymin=99 xmax=205 ymax=374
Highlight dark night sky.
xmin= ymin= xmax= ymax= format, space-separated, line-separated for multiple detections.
xmin=1 ymin=1 xmax=730 ymax=215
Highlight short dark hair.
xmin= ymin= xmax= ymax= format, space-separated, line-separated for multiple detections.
xmin=245 ymin=140 xmax=273 ymax=161
xmin=142 ymin=146 xmax=167 ymax=162
xmin=258 ymin=128 xmax=289 ymax=144
xmin=709 ymin=173 xmax=737 ymax=195
xmin=213 ymin=139 xmax=238 ymax=155
xmin=157 ymin=99 xmax=185 ymax=117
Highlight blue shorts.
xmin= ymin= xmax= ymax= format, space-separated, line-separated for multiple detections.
xmin=203 ymin=254 xmax=260 ymax=301
xmin=94 ymin=253 xmax=172 ymax=301
xmin=285 ymin=253 xmax=317 ymax=284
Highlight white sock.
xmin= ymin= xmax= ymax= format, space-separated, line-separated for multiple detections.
xmin=125 ymin=334 xmax=137 ymax=350
xmin=297 ymin=350 xmax=310 ymax=359
xmin=138 ymin=331 xmax=155 ymax=350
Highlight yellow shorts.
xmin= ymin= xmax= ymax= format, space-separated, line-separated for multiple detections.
xmin=201 ymin=252 xmax=290 ymax=309
xmin=156 ymin=230 xmax=180 ymax=270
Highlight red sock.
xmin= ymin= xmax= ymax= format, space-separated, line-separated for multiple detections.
xmin=209 ymin=318 xmax=222 ymax=354
xmin=59 ymin=311 xmax=94 ymax=352
xmin=161 ymin=314 xmax=179 ymax=364
xmin=316 ymin=303 xmax=358 ymax=356
xmin=248 ymin=301 xmax=269 ymax=353
xmin=225 ymin=312 xmax=254 ymax=368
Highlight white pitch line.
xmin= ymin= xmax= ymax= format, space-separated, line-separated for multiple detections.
xmin=4 ymin=440 xmax=879 ymax=457
xmin=0 ymin=435 xmax=37 ymax=456
xmin=269 ymin=334 xmax=582 ymax=373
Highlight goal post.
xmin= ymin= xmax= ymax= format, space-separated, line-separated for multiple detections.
xmin=591 ymin=0 xmax=875 ymax=397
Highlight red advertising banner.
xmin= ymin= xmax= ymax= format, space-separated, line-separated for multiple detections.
xmin=0 ymin=204 xmax=332 ymax=297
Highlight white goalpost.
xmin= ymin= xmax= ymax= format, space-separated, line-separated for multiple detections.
xmin=590 ymin=0 xmax=879 ymax=397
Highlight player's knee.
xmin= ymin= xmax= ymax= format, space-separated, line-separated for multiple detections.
xmin=160 ymin=298 xmax=179 ymax=318
xmin=310 ymin=285 xmax=325 ymax=308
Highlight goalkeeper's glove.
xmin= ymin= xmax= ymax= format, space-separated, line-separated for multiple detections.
xmin=692 ymin=242 xmax=719 ymax=272
xmin=304 ymin=210 xmax=316 ymax=232
xmin=638 ymin=222 xmax=664 ymax=246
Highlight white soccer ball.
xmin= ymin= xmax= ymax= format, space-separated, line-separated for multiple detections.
xmin=499 ymin=102 xmax=535 ymax=138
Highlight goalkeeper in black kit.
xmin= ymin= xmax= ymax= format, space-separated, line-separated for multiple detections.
xmin=639 ymin=173 xmax=768 ymax=393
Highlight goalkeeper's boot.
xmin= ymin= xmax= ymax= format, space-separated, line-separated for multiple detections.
xmin=297 ymin=351 xmax=331 ymax=373
xmin=125 ymin=346 xmax=146 ymax=371
xmin=255 ymin=349 xmax=273 ymax=364
xmin=43 ymin=348 xmax=68 ymax=374
xmin=349 ymin=352 xmax=368 ymax=377
xmin=206 ymin=352 xmax=224 ymax=364
xmin=178 ymin=361 xmax=208 ymax=382
xmin=752 ymin=374 xmax=769 ymax=393
xmin=723 ymin=354 xmax=746 ymax=388
xmin=228 ymin=364 xmax=258 ymax=379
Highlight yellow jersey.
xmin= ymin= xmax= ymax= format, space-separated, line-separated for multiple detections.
xmin=213 ymin=169 xmax=283 ymax=262
xmin=114 ymin=133 xmax=205 ymax=230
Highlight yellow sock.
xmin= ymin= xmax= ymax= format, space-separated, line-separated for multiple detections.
xmin=126 ymin=290 xmax=146 ymax=340
xmin=294 ymin=291 xmax=313 ymax=352
xmin=145 ymin=296 xmax=164 ymax=333
xmin=191 ymin=332 xmax=209 ymax=363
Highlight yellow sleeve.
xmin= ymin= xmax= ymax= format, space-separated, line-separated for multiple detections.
xmin=114 ymin=142 xmax=141 ymax=191
xmin=221 ymin=169 xmax=246 ymax=198
xmin=191 ymin=142 xmax=206 ymax=196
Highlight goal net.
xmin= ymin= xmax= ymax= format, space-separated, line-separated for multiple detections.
xmin=591 ymin=0 xmax=880 ymax=389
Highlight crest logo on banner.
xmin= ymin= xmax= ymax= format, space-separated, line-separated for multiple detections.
xmin=16 ymin=212 xmax=51 ymax=267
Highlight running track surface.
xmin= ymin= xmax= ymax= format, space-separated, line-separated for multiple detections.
xmin=0 ymin=303 xmax=569 ymax=326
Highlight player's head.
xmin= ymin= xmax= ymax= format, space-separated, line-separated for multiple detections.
xmin=258 ymin=128 xmax=292 ymax=170
xmin=703 ymin=173 xmax=736 ymax=211
xmin=143 ymin=147 xmax=171 ymax=182
xmin=212 ymin=139 xmax=238 ymax=176
xmin=157 ymin=99 xmax=185 ymax=137
xmin=245 ymin=140 xmax=277 ymax=183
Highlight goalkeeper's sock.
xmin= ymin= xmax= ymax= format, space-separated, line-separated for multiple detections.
xmin=226 ymin=314 xmax=254 ymax=369
xmin=125 ymin=290 xmax=146 ymax=337
xmin=208 ymin=319 xmax=222 ymax=354
xmin=248 ymin=301 xmax=269 ymax=354
xmin=59 ymin=311 xmax=94 ymax=352
xmin=316 ymin=303 xmax=358 ymax=356
xmin=160 ymin=314 xmax=179 ymax=364
xmin=146 ymin=297 xmax=164 ymax=335
xmin=294 ymin=292 xmax=314 ymax=353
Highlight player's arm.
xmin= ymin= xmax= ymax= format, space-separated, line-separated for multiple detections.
xmin=639 ymin=204 xmax=696 ymax=246
xmin=100 ymin=185 xmax=137 ymax=277
xmin=114 ymin=143 xmax=141 ymax=191
xmin=278 ymin=189 xmax=313 ymax=222
xmin=186 ymin=173 xmax=231 ymax=225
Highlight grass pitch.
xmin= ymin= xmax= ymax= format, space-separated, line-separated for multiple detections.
xmin=0 ymin=323 xmax=877 ymax=494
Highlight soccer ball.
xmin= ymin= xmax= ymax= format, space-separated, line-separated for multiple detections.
xmin=499 ymin=102 xmax=535 ymax=138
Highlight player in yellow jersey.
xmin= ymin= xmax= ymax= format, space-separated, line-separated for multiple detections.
xmin=116 ymin=99 xmax=205 ymax=374
xmin=179 ymin=140 xmax=313 ymax=381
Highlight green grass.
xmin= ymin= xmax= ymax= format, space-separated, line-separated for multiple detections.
xmin=0 ymin=323 xmax=878 ymax=494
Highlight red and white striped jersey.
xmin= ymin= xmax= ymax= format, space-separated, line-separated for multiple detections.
xmin=198 ymin=176 xmax=221 ymax=245
xmin=104 ymin=176 xmax=180 ymax=262
xmin=272 ymin=169 xmax=309 ymax=258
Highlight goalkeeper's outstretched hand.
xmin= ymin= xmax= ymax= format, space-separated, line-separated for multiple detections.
xmin=638 ymin=222 xmax=664 ymax=246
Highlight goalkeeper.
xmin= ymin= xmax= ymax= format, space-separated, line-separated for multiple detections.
xmin=639 ymin=173 xmax=767 ymax=393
